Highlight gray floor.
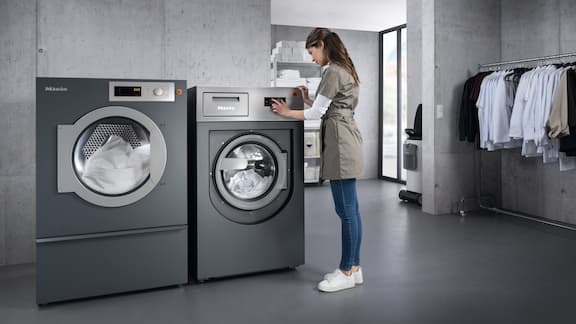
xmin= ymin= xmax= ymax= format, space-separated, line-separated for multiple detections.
xmin=2 ymin=179 xmax=576 ymax=323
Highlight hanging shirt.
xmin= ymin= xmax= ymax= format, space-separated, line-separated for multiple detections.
xmin=509 ymin=69 xmax=536 ymax=139
xmin=521 ymin=66 xmax=548 ymax=157
xmin=559 ymin=69 xmax=576 ymax=156
xmin=459 ymin=72 xmax=491 ymax=143
xmin=539 ymin=66 xmax=562 ymax=163
xmin=459 ymin=77 xmax=475 ymax=142
xmin=548 ymin=68 xmax=570 ymax=138
xmin=492 ymin=70 xmax=512 ymax=144
xmin=476 ymin=71 xmax=494 ymax=149
xmin=477 ymin=71 xmax=518 ymax=150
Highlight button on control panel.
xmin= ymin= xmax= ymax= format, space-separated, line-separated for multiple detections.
xmin=153 ymin=88 xmax=164 ymax=96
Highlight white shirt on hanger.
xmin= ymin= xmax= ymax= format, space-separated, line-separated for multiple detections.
xmin=521 ymin=66 xmax=545 ymax=157
xmin=509 ymin=69 xmax=534 ymax=139
xmin=492 ymin=70 xmax=513 ymax=144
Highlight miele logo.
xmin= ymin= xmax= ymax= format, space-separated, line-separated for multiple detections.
xmin=217 ymin=105 xmax=236 ymax=111
xmin=44 ymin=86 xmax=68 ymax=92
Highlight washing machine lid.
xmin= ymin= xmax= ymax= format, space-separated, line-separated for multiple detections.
xmin=57 ymin=106 xmax=167 ymax=207
xmin=214 ymin=134 xmax=287 ymax=212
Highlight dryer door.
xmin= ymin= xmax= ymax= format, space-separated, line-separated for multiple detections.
xmin=57 ymin=106 xmax=167 ymax=207
xmin=212 ymin=133 xmax=289 ymax=224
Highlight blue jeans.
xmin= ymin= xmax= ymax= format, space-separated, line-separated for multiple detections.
xmin=329 ymin=179 xmax=362 ymax=271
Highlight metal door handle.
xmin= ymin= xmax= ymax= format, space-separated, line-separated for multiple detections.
xmin=218 ymin=158 xmax=249 ymax=171
xmin=279 ymin=152 xmax=287 ymax=190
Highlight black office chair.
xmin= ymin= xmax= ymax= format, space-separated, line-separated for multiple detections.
xmin=405 ymin=104 xmax=422 ymax=140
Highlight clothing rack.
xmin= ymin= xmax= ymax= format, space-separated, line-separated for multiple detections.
xmin=459 ymin=52 xmax=576 ymax=232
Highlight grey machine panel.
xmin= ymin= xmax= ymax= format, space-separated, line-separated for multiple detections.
xmin=36 ymin=226 xmax=187 ymax=305
xmin=194 ymin=86 xmax=304 ymax=122
xmin=36 ymin=78 xmax=188 ymax=304
xmin=189 ymin=86 xmax=305 ymax=281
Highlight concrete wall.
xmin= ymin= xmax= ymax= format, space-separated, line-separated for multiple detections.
xmin=271 ymin=25 xmax=380 ymax=179
xmin=500 ymin=0 xmax=576 ymax=224
xmin=420 ymin=0 xmax=437 ymax=213
xmin=406 ymin=0 xmax=422 ymax=127
xmin=37 ymin=0 xmax=270 ymax=84
xmin=0 ymin=0 xmax=37 ymax=266
xmin=433 ymin=0 xmax=502 ymax=215
xmin=409 ymin=0 xmax=501 ymax=214
xmin=0 ymin=0 xmax=271 ymax=266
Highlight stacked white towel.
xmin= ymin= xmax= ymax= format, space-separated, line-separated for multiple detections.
xmin=275 ymin=79 xmax=306 ymax=87
xmin=271 ymin=40 xmax=312 ymax=62
xmin=278 ymin=69 xmax=301 ymax=79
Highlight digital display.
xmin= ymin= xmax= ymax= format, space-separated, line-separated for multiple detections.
xmin=114 ymin=86 xmax=142 ymax=97
xmin=264 ymin=97 xmax=286 ymax=106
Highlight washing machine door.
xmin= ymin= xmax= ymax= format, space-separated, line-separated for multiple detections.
xmin=57 ymin=106 xmax=167 ymax=207
xmin=213 ymin=133 xmax=288 ymax=224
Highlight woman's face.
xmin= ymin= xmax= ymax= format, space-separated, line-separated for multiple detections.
xmin=308 ymin=44 xmax=328 ymax=66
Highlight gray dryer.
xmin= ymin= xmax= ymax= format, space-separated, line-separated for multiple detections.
xmin=189 ymin=86 xmax=305 ymax=281
xmin=36 ymin=78 xmax=188 ymax=304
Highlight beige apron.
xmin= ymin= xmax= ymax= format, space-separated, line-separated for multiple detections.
xmin=320 ymin=109 xmax=364 ymax=180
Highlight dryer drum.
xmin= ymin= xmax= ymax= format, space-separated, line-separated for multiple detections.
xmin=73 ymin=117 xmax=151 ymax=196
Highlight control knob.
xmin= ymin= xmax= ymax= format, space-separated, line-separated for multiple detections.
xmin=153 ymin=88 xmax=164 ymax=96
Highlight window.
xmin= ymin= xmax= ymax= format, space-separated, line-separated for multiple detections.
xmin=379 ymin=24 xmax=407 ymax=182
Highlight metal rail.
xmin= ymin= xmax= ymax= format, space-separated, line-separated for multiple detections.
xmin=478 ymin=52 xmax=576 ymax=71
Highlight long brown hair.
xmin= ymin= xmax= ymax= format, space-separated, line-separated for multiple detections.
xmin=305 ymin=28 xmax=360 ymax=85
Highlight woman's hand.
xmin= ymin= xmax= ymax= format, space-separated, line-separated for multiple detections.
xmin=297 ymin=85 xmax=314 ymax=106
xmin=271 ymin=98 xmax=290 ymax=117
xmin=297 ymin=85 xmax=310 ymax=101
xmin=271 ymin=99 xmax=305 ymax=120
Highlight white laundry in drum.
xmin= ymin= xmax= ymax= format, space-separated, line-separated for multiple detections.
xmin=81 ymin=135 xmax=150 ymax=195
xmin=226 ymin=169 xmax=273 ymax=200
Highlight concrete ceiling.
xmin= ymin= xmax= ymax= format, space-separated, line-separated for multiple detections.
xmin=271 ymin=0 xmax=406 ymax=32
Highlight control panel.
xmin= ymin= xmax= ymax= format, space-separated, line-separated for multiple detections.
xmin=194 ymin=86 xmax=303 ymax=122
xmin=264 ymin=97 xmax=287 ymax=107
xmin=109 ymin=81 xmax=175 ymax=102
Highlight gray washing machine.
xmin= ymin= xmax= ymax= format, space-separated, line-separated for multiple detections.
xmin=36 ymin=78 xmax=188 ymax=304
xmin=189 ymin=86 xmax=304 ymax=281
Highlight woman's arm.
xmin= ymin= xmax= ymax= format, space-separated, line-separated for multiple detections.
xmin=271 ymin=93 xmax=332 ymax=121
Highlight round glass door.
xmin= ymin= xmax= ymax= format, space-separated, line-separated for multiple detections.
xmin=73 ymin=117 xmax=151 ymax=196
xmin=214 ymin=134 xmax=287 ymax=213
xmin=221 ymin=143 xmax=276 ymax=200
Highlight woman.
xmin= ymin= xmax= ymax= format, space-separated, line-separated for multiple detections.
xmin=271 ymin=28 xmax=364 ymax=293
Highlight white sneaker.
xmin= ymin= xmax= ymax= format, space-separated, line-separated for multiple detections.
xmin=317 ymin=270 xmax=356 ymax=292
xmin=323 ymin=268 xmax=364 ymax=285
